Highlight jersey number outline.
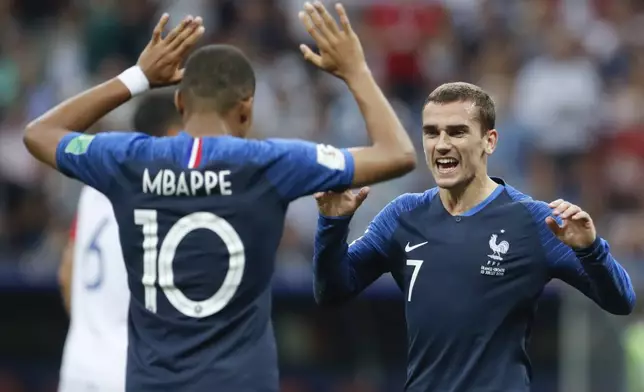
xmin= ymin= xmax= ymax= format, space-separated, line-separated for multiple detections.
xmin=84 ymin=218 xmax=109 ymax=290
xmin=406 ymin=259 xmax=424 ymax=302
xmin=134 ymin=210 xmax=245 ymax=318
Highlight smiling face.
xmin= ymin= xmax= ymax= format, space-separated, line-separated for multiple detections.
xmin=422 ymin=100 xmax=498 ymax=190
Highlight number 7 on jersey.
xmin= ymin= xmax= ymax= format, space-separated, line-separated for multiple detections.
xmin=406 ymin=259 xmax=424 ymax=302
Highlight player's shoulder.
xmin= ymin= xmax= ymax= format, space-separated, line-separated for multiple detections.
xmin=379 ymin=188 xmax=438 ymax=220
xmin=199 ymin=135 xmax=266 ymax=162
xmin=240 ymin=137 xmax=315 ymax=159
xmin=198 ymin=136 xmax=298 ymax=164
xmin=73 ymin=130 xmax=153 ymax=160
xmin=502 ymin=181 xmax=552 ymax=221
xmin=90 ymin=130 xmax=150 ymax=146
xmin=202 ymin=136 xmax=344 ymax=167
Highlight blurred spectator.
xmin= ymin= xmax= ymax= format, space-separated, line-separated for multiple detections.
xmin=514 ymin=26 xmax=601 ymax=202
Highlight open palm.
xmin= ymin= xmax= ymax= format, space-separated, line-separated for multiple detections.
xmin=315 ymin=187 xmax=370 ymax=217
xmin=137 ymin=14 xmax=205 ymax=87
xmin=298 ymin=2 xmax=367 ymax=80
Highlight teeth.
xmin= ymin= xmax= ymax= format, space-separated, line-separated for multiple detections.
xmin=436 ymin=158 xmax=458 ymax=164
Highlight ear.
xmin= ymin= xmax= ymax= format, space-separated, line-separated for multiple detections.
xmin=238 ymin=96 xmax=254 ymax=128
xmin=174 ymin=89 xmax=184 ymax=117
xmin=240 ymin=97 xmax=253 ymax=121
xmin=484 ymin=129 xmax=498 ymax=155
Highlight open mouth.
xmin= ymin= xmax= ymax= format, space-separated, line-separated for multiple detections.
xmin=435 ymin=157 xmax=459 ymax=174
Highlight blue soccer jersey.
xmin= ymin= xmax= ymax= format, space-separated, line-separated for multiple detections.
xmin=56 ymin=131 xmax=355 ymax=391
xmin=313 ymin=178 xmax=635 ymax=392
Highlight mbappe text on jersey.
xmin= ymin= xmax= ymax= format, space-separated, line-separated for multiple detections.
xmin=142 ymin=168 xmax=232 ymax=196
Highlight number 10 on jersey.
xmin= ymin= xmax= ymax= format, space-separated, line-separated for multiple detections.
xmin=134 ymin=209 xmax=246 ymax=318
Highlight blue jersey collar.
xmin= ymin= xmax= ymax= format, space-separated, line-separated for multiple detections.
xmin=438 ymin=177 xmax=506 ymax=217
xmin=459 ymin=182 xmax=504 ymax=217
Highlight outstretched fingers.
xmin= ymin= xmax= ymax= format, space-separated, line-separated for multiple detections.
xmin=169 ymin=17 xmax=204 ymax=56
xmin=301 ymin=4 xmax=330 ymax=49
xmin=164 ymin=15 xmax=194 ymax=46
xmin=151 ymin=13 xmax=170 ymax=43
xmin=313 ymin=2 xmax=340 ymax=37
xmin=335 ymin=3 xmax=353 ymax=34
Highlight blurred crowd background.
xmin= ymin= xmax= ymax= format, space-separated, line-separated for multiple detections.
xmin=0 ymin=0 xmax=643 ymax=391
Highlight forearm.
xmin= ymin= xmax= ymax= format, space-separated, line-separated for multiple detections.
xmin=24 ymin=78 xmax=132 ymax=167
xmin=575 ymin=237 xmax=636 ymax=315
xmin=313 ymin=215 xmax=366 ymax=305
xmin=345 ymin=69 xmax=416 ymax=185
xmin=30 ymin=78 xmax=131 ymax=133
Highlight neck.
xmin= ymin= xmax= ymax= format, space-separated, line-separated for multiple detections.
xmin=183 ymin=112 xmax=231 ymax=138
xmin=439 ymin=174 xmax=499 ymax=216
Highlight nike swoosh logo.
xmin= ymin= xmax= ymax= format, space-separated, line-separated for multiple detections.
xmin=405 ymin=241 xmax=428 ymax=252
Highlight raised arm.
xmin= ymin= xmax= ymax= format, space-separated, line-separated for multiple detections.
xmin=532 ymin=199 xmax=635 ymax=315
xmin=299 ymin=2 xmax=416 ymax=187
xmin=23 ymin=14 xmax=204 ymax=169
xmin=313 ymin=189 xmax=401 ymax=305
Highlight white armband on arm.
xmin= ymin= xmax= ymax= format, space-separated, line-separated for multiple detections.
xmin=117 ymin=66 xmax=150 ymax=97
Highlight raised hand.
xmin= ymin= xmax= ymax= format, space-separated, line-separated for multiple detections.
xmin=545 ymin=199 xmax=597 ymax=250
xmin=298 ymin=2 xmax=367 ymax=80
xmin=315 ymin=187 xmax=370 ymax=217
xmin=137 ymin=14 xmax=205 ymax=87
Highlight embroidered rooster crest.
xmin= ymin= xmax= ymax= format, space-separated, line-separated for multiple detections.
xmin=488 ymin=233 xmax=509 ymax=262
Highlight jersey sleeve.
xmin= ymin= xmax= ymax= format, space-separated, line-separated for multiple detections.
xmin=56 ymin=132 xmax=144 ymax=194
xmin=526 ymin=201 xmax=635 ymax=315
xmin=312 ymin=197 xmax=401 ymax=305
xmin=262 ymin=139 xmax=355 ymax=202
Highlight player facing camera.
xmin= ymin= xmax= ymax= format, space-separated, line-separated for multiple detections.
xmin=422 ymin=82 xmax=498 ymax=194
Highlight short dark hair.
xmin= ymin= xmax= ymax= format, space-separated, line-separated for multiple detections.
xmin=425 ymin=82 xmax=496 ymax=132
xmin=180 ymin=44 xmax=256 ymax=114
xmin=133 ymin=90 xmax=182 ymax=137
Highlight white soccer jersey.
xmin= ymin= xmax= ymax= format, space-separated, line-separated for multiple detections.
xmin=59 ymin=186 xmax=129 ymax=392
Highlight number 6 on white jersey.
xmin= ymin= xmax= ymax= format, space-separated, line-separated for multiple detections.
xmin=406 ymin=259 xmax=424 ymax=302
xmin=135 ymin=209 xmax=245 ymax=318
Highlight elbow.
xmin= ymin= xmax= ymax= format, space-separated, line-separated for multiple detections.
xmin=389 ymin=148 xmax=417 ymax=176
xmin=606 ymin=302 xmax=634 ymax=316
xmin=376 ymin=139 xmax=417 ymax=175
xmin=398 ymin=150 xmax=417 ymax=173
xmin=23 ymin=120 xmax=43 ymax=155
xmin=23 ymin=124 xmax=36 ymax=152
xmin=619 ymin=293 xmax=636 ymax=316
xmin=604 ymin=292 xmax=636 ymax=316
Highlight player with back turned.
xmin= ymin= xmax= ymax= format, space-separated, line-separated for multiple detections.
xmin=312 ymin=82 xmax=636 ymax=391
xmin=24 ymin=4 xmax=416 ymax=392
